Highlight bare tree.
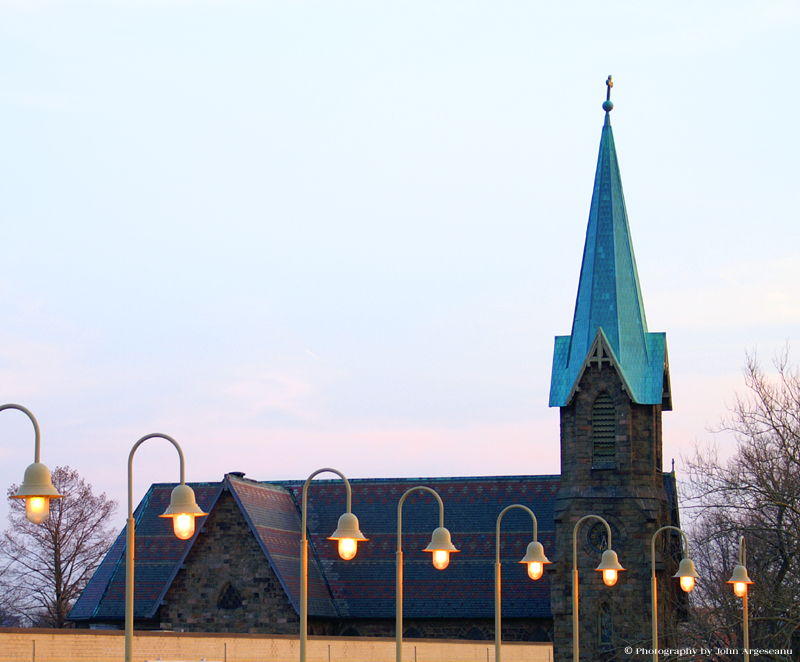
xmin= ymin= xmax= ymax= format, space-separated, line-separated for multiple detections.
xmin=3 ymin=466 xmax=117 ymax=627
xmin=0 ymin=538 xmax=23 ymax=627
xmin=683 ymin=348 xmax=800 ymax=660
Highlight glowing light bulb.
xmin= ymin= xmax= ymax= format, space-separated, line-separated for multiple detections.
xmin=602 ymin=569 xmax=618 ymax=586
xmin=733 ymin=581 xmax=747 ymax=598
xmin=172 ymin=513 xmax=195 ymax=540
xmin=338 ymin=537 xmax=358 ymax=560
xmin=432 ymin=550 xmax=450 ymax=570
xmin=26 ymin=496 xmax=49 ymax=524
xmin=680 ymin=575 xmax=695 ymax=593
xmin=527 ymin=562 xmax=544 ymax=581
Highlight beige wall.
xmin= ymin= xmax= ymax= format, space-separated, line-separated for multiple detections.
xmin=0 ymin=628 xmax=552 ymax=662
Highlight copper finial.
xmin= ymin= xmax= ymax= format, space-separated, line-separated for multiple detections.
xmin=603 ymin=76 xmax=614 ymax=112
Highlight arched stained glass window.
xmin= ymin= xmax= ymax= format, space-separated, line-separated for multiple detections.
xmin=217 ymin=582 xmax=243 ymax=610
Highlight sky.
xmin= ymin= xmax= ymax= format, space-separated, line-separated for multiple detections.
xmin=0 ymin=0 xmax=798 ymax=532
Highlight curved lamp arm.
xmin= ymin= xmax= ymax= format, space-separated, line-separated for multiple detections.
xmin=128 ymin=433 xmax=187 ymax=517
xmin=495 ymin=504 xmax=539 ymax=564
xmin=572 ymin=514 xmax=613 ymax=570
xmin=0 ymin=404 xmax=42 ymax=462
xmin=650 ymin=525 xmax=690 ymax=569
xmin=2 ymin=404 xmax=62 ymax=523
xmin=301 ymin=467 xmax=354 ymax=533
xmin=397 ymin=486 xmax=445 ymax=553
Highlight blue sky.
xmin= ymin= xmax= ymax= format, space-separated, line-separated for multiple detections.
xmin=1 ymin=0 xmax=798 ymax=530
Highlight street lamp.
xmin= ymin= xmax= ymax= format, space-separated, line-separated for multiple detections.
xmin=125 ymin=433 xmax=206 ymax=662
xmin=727 ymin=536 xmax=753 ymax=662
xmin=396 ymin=486 xmax=458 ymax=662
xmin=495 ymin=504 xmax=551 ymax=662
xmin=572 ymin=515 xmax=624 ymax=662
xmin=299 ymin=468 xmax=366 ymax=662
xmin=1 ymin=404 xmax=62 ymax=523
xmin=649 ymin=526 xmax=699 ymax=661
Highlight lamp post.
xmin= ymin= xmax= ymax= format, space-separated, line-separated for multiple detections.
xmin=299 ymin=468 xmax=366 ymax=662
xmin=396 ymin=486 xmax=458 ymax=662
xmin=1 ymin=404 xmax=62 ymax=523
xmin=125 ymin=434 xmax=206 ymax=662
xmin=572 ymin=515 xmax=624 ymax=662
xmin=495 ymin=504 xmax=551 ymax=662
xmin=727 ymin=536 xmax=753 ymax=662
xmin=649 ymin=526 xmax=699 ymax=662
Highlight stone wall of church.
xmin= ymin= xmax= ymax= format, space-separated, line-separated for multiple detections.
xmin=158 ymin=489 xmax=300 ymax=634
xmin=551 ymin=362 xmax=677 ymax=661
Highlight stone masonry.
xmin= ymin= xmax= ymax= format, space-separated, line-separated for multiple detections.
xmin=549 ymin=358 xmax=680 ymax=661
xmin=159 ymin=488 xmax=299 ymax=634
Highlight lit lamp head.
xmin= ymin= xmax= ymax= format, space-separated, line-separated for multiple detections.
xmin=595 ymin=549 xmax=625 ymax=586
xmin=159 ymin=483 xmax=206 ymax=540
xmin=519 ymin=540 xmax=552 ymax=580
xmin=11 ymin=462 xmax=62 ymax=524
xmin=674 ymin=557 xmax=700 ymax=593
xmin=727 ymin=564 xmax=753 ymax=598
xmin=424 ymin=526 xmax=459 ymax=570
xmin=328 ymin=511 xmax=368 ymax=560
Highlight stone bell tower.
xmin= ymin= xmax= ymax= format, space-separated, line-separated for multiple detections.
xmin=547 ymin=78 xmax=679 ymax=660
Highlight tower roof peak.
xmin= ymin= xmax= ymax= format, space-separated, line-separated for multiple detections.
xmin=549 ymin=80 xmax=671 ymax=409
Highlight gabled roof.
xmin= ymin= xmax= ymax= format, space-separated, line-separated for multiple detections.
xmin=70 ymin=473 xmax=561 ymax=624
xmin=550 ymin=91 xmax=671 ymax=409
xmin=68 ymin=482 xmax=223 ymax=622
xmin=68 ymin=475 xmax=336 ymax=622
xmin=225 ymin=474 xmax=337 ymax=618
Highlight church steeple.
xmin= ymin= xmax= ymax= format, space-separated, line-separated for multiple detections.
xmin=549 ymin=77 xmax=671 ymax=409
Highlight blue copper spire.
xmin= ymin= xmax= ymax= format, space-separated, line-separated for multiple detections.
xmin=549 ymin=78 xmax=671 ymax=408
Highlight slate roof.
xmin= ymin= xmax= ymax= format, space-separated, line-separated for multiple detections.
xmin=550 ymin=104 xmax=671 ymax=409
xmin=226 ymin=475 xmax=337 ymax=618
xmin=279 ymin=475 xmax=560 ymax=620
xmin=69 ymin=482 xmax=222 ymax=621
xmin=70 ymin=473 xmax=561 ymax=623
xmin=71 ymin=471 xmax=680 ymax=625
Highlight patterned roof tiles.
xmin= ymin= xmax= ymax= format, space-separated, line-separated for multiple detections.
xmin=71 ymin=473 xmax=561 ymax=623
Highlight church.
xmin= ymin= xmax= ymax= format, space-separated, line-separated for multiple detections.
xmin=70 ymin=82 xmax=684 ymax=660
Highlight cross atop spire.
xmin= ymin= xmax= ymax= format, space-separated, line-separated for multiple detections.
xmin=549 ymin=85 xmax=671 ymax=409
xmin=603 ymin=75 xmax=614 ymax=113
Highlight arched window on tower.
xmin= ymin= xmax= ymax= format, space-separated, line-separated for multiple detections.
xmin=598 ymin=602 xmax=613 ymax=647
xmin=592 ymin=392 xmax=616 ymax=468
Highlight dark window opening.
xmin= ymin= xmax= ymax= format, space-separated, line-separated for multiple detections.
xmin=592 ymin=392 xmax=616 ymax=468
xmin=529 ymin=627 xmax=550 ymax=642
xmin=217 ymin=582 xmax=243 ymax=610
xmin=599 ymin=603 xmax=613 ymax=646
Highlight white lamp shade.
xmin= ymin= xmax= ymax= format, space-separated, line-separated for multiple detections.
xmin=159 ymin=483 xmax=207 ymax=540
